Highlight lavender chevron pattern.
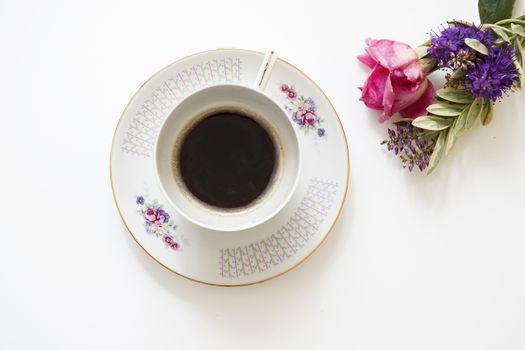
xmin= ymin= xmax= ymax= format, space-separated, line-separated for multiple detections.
xmin=121 ymin=57 xmax=242 ymax=157
xmin=219 ymin=178 xmax=339 ymax=278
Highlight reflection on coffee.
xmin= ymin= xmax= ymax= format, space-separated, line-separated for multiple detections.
xmin=177 ymin=111 xmax=276 ymax=209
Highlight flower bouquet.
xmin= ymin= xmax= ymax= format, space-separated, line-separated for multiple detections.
xmin=358 ymin=0 xmax=524 ymax=174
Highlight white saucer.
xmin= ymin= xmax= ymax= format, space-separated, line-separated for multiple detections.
xmin=110 ymin=49 xmax=349 ymax=286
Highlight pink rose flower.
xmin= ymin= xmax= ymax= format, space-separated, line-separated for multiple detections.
xmin=358 ymin=38 xmax=435 ymax=122
xmin=303 ymin=111 xmax=318 ymax=126
xmin=287 ymin=90 xmax=297 ymax=99
xmin=144 ymin=208 xmax=158 ymax=223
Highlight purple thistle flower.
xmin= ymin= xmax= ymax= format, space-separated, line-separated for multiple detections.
xmin=466 ymin=44 xmax=518 ymax=101
xmin=428 ymin=24 xmax=495 ymax=67
xmin=136 ymin=196 xmax=144 ymax=205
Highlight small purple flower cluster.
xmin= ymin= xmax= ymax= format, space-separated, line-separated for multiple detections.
xmin=428 ymin=23 xmax=518 ymax=101
xmin=381 ymin=123 xmax=436 ymax=172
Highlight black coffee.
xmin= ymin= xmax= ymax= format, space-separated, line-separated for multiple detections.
xmin=177 ymin=111 xmax=276 ymax=209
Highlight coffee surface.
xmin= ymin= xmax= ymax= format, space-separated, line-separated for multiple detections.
xmin=178 ymin=111 xmax=276 ymax=209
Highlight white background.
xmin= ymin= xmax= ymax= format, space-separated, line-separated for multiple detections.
xmin=1 ymin=0 xmax=525 ymax=349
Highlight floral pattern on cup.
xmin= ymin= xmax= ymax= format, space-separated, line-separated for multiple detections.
xmin=280 ymin=84 xmax=325 ymax=137
xmin=136 ymin=195 xmax=179 ymax=250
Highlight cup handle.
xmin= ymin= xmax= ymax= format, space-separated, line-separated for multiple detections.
xmin=254 ymin=51 xmax=278 ymax=91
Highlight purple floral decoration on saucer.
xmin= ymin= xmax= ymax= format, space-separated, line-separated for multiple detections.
xmin=281 ymin=84 xmax=325 ymax=137
xmin=136 ymin=195 xmax=179 ymax=250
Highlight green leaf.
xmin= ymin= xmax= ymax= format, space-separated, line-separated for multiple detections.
xmin=477 ymin=100 xmax=489 ymax=124
xmin=448 ymin=20 xmax=473 ymax=27
xmin=513 ymin=40 xmax=524 ymax=89
xmin=427 ymin=130 xmax=447 ymax=175
xmin=420 ymin=57 xmax=437 ymax=73
xmin=412 ymin=115 xmax=454 ymax=130
xmin=514 ymin=63 xmax=523 ymax=89
xmin=515 ymin=38 xmax=524 ymax=62
xmin=511 ymin=23 xmax=525 ymax=37
xmin=465 ymin=38 xmax=489 ymax=55
xmin=450 ymin=68 xmax=468 ymax=80
xmin=426 ymin=102 xmax=466 ymax=117
xmin=465 ymin=98 xmax=484 ymax=131
xmin=496 ymin=19 xmax=525 ymax=26
xmin=419 ymin=34 xmax=433 ymax=47
xmin=436 ymin=87 xmax=475 ymax=104
xmin=419 ymin=129 xmax=439 ymax=138
xmin=481 ymin=101 xmax=494 ymax=125
xmin=452 ymin=106 xmax=470 ymax=136
xmin=445 ymin=118 xmax=458 ymax=156
xmin=478 ymin=0 xmax=516 ymax=24
xmin=415 ymin=46 xmax=428 ymax=59
xmin=393 ymin=118 xmax=419 ymax=124
xmin=491 ymin=25 xmax=512 ymax=42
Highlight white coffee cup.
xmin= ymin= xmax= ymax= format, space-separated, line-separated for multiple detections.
xmin=155 ymin=62 xmax=301 ymax=232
